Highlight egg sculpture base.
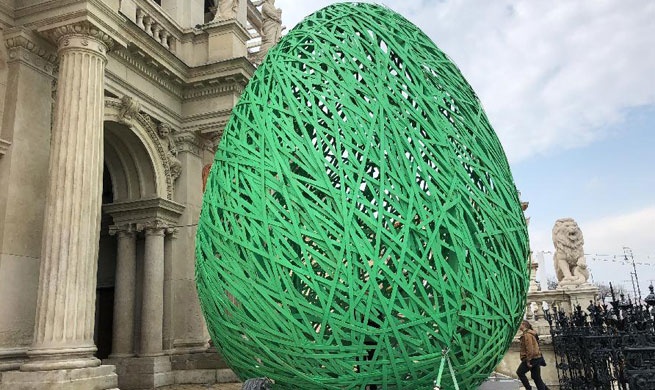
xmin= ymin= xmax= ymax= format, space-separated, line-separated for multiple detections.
xmin=196 ymin=3 xmax=530 ymax=390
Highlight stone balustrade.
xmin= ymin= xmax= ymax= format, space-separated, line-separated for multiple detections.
xmin=135 ymin=5 xmax=176 ymax=52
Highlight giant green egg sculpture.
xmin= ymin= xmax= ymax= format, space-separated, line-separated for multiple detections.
xmin=196 ymin=3 xmax=529 ymax=389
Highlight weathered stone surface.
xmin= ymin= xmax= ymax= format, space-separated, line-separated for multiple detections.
xmin=0 ymin=365 xmax=118 ymax=390
xmin=215 ymin=369 xmax=238 ymax=383
xmin=173 ymin=369 xmax=216 ymax=384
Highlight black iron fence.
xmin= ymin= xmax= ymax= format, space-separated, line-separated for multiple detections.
xmin=544 ymin=285 xmax=655 ymax=390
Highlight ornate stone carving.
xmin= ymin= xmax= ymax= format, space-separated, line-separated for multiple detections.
xmin=105 ymin=98 xmax=176 ymax=199
xmin=118 ymin=95 xmax=141 ymax=127
xmin=49 ymin=21 xmax=114 ymax=52
xmin=553 ymin=218 xmax=590 ymax=288
xmin=254 ymin=0 xmax=282 ymax=63
xmin=137 ymin=219 xmax=169 ymax=233
xmin=4 ymin=29 xmax=57 ymax=76
xmin=158 ymin=122 xmax=182 ymax=181
xmin=174 ymin=131 xmax=203 ymax=156
xmin=108 ymin=223 xmax=137 ymax=236
xmin=213 ymin=0 xmax=240 ymax=21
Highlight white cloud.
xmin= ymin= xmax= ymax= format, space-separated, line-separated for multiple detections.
xmin=531 ymin=206 xmax=655 ymax=285
xmin=274 ymin=0 xmax=655 ymax=162
xmin=581 ymin=205 xmax=655 ymax=257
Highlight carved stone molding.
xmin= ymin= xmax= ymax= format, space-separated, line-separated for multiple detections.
xmin=103 ymin=198 xmax=184 ymax=233
xmin=183 ymin=75 xmax=248 ymax=101
xmin=0 ymin=138 xmax=10 ymax=159
xmin=4 ymin=28 xmax=57 ymax=76
xmin=108 ymin=223 xmax=138 ymax=236
xmin=105 ymin=97 xmax=176 ymax=199
xmin=202 ymin=130 xmax=224 ymax=154
xmin=174 ymin=131 xmax=203 ymax=156
xmin=142 ymin=222 xmax=167 ymax=236
xmin=111 ymin=46 xmax=184 ymax=97
xmin=48 ymin=21 xmax=115 ymax=53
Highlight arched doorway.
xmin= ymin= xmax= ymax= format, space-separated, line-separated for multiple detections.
xmin=93 ymin=109 xmax=181 ymax=360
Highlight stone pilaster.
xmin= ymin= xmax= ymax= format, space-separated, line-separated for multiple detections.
xmin=0 ymin=29 xmax=56 ymax=373
xmin=170 ymin=132 xmax=210 ymax=354
xmin=140 ymin=225 xmax=166 ymax=356
xmin=109 ymin=227 xmax=137 ymax=358
xmin=22 ymin=22 xmax=113 ymax=372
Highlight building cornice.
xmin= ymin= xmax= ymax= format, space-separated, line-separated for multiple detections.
xmin=105 ymin=70 xmax=183 ymax=127
xmin=104 ymin=197 xmax=185 ymax=233
xmin=110 ymin=46 xmax=184 ymax=98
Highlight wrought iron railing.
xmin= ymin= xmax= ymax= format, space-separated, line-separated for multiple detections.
xmin=545 ymin=284 xmax=655 ymax=390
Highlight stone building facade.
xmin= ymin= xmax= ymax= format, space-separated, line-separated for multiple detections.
xmin=0 ymin=1 xmax=278 ymax=388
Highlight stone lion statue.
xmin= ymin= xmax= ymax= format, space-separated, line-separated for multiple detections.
xmin=552 ymin=218 xmax=589 ymax=287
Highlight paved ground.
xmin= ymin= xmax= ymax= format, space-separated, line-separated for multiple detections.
xmin=161 ymin=384 xmax=242 ymax=390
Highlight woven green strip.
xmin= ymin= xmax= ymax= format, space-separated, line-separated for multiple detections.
xmin=196 ymin=3 xmax=529 ymax=390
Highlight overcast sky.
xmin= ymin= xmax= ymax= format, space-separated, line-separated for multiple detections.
xmin=274 ymin=0 xmax=655 ymax=289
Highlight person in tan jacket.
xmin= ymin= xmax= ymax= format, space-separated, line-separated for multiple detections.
xmin=516 ymin=320 xmax=549 ymax=390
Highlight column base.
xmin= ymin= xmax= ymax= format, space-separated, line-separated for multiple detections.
xmin=104 ymin=356 xmax=173 ymax=389
xmin=104 ymin=352 xmax=237 ymax=389
xmin=0 ymin=347 xmax=28 ymax=372
xmin=22 ymin=346 xmax=100 ymax=372
xmin=172 ymin=339 xmax=209 ymax=355
xmin=0 ymin=365 xmax=118 ymax=390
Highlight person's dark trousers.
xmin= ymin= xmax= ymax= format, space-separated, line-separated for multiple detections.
xmin=516 ymin=359 xmax=549 ymax=390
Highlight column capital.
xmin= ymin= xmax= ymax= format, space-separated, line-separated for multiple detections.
xmin=109 ymin=223 xmax=137 ymax=237
xmin=4 ymin=28 xmax=58 ymax=77
xmin=141 ymin=220 xmax=167 ymax=236
xmin=173 ymin=131 xmax=203 ymax=156
xmin=47 ymin=21 xmax=115 ymax=56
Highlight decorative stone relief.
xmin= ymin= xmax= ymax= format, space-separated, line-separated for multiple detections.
xmin=4 ymin=30 xmax=57 ymax=76
xmin=105 ymin=98 xmax=176 ymax=200
xmin=137 ymin=218 xmax=169 ymax=233
xmin=553 ymin=218 xmax=590 ymax=288
xmin=118 ymin=95 xmax=141 ymax=127
xmin=173 ymin=131 xmax=203 ymax=156
xmin=108 ymin=222 xmax=137 ymax=236
xmin=158 ymin=122 xmax=182 ymax=181
xmin=48 ymin=21 xmax=115 ymax=52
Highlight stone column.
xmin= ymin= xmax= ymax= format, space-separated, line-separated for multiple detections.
xmin=21 ymin=22 xmax=112 ymax=372
xmin=110 ymin=228 xmax=137 ymax=358
xmin=140 ymin=226 xmax=165 ymax=356
xmin=162 ymin=229 xmax=176 ymax=351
